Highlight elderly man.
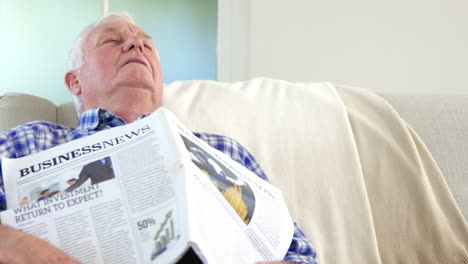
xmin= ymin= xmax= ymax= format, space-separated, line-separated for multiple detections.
xmin=0 ymin=13 xmax=317 ymax=263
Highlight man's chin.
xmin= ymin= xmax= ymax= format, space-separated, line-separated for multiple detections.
xmin=113 ymin=79 xmax=158 ymax=93
xmin=116 ymin=68 xmax=156 ymax=87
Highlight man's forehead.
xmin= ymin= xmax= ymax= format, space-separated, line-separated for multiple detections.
xmin=92 ymin=21 xmax=152 ymax=39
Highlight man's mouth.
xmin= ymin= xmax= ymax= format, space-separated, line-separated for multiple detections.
xmin=122 ymin=58 xmax=148 ymax=68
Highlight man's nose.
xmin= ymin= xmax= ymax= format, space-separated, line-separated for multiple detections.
xmin=122 ymin=37 xmax=145 ymax=53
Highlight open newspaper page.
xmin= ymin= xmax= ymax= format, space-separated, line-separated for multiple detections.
xmin=176 ymin=120 xmax=294 ymax=262
xmin=0 ymin=107 xmax=294 ymax=263
xmin=0 ymin=109 xmax=190 ymax=263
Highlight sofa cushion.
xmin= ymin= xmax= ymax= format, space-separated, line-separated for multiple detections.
xmin=381 ymin=94 xmax=468 ymax=220
xmin=58 ymin=102 xmax=79 ymax=128
xmin=0 ymin=93 xmax=57 ymax=133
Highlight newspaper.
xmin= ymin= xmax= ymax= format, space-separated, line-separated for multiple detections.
xmin=0 ymin=108 xmax=294 ymax=264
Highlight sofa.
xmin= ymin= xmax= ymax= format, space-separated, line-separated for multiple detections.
xmin=0 ymin=79 xmax=467 ymax=263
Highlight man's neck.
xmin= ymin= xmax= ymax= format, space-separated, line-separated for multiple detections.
xmin=112 ymin=107 xmax=151 ymax=123
xmin=82 ymin=91 xmax=162 ymax=123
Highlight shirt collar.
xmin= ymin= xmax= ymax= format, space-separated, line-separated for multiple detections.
xmin=76 ymin=108 xmax=149 ymax=131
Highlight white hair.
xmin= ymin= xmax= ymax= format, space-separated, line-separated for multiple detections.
xmin=68 ymin=12 xmax=136 ymax=116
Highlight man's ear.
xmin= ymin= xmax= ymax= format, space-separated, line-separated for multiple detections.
xmin=64 ymin=71 xmax=81 ymax=95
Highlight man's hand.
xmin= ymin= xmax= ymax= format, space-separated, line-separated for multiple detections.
xmin=0 ymin=225 xmax=79 ymax=264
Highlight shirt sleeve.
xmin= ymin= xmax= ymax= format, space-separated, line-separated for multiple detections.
xmin=193 ymin=132 xmax=318 ymax=264
xmin=0 ymin=121 xmax=71 ymax=212
xmin=0 ymin=132 xmax=13 ymax=212
xmin=0 ymin=165 xmax=6 ymax=211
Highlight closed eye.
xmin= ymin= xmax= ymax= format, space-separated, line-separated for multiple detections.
xmin=144 ymin=44 xmax=153 ymax=52
xmin=103 ymin=38 xmax=120 ymax=45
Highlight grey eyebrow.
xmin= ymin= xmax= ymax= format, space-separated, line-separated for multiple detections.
xmin=100 ymin=27 xmax=151 ymax=39
xmin=137 ymin=32 xmax=152 ymax=39
xmin=101 ymin=27 xmax=121 ymax=34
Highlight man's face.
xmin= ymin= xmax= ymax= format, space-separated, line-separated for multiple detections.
xmin=70 ymin=20 xmax=163 ymax=112
xmin=41 ymin=190 xmax=52 ymax=196
xmin=67 ymin=179 xmax=77 ymax=185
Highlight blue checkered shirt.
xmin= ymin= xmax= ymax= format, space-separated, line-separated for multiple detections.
xmin=0 ymin=108 xmax=317 ymax=263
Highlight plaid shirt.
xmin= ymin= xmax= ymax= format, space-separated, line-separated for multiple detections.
xmin=0 ymin=108 xmax=317 ymax=263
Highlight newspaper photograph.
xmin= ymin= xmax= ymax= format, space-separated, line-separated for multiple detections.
xmin=14 ymin=156 xmax=114 ymax=208
xmin=0 ymin=107 xmax=294 ymax=263
xmin=177 ymin=125 xmax=294 ymax=261
xmin=181 ymin=134 xmax=256 ymax=225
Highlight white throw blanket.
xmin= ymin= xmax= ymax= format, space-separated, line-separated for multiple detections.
xmin=163 ymin=78 xmax=467 ymax=263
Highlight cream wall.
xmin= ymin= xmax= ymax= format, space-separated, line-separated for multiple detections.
xmin=218 ymin=0 xmax=468 ymax=93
